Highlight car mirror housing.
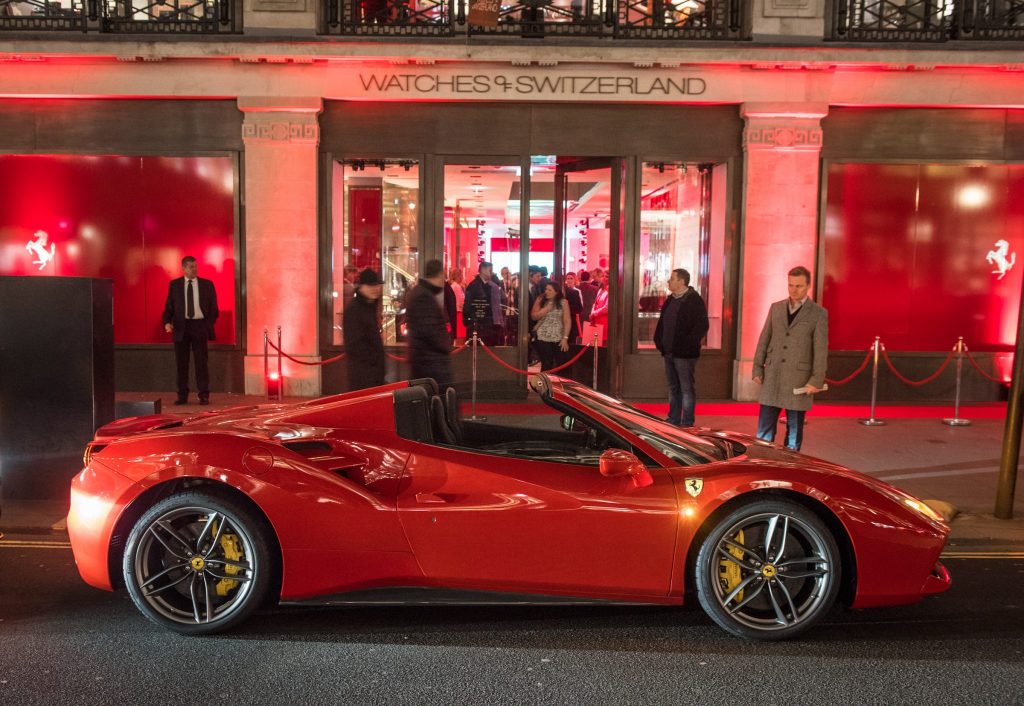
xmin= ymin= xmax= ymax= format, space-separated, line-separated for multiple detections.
xmin=599 ymin=448 xmax=645 ymax=478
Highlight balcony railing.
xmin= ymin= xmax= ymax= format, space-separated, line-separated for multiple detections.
xmin=322 ymin=0 xmax=453 ymax=35
xmin=0 ymin=0 xmax=241 ymax=31
xmin=320 ymin=0 xmax=749 ymax=39
xmin=827 ymin=0 xmax=1024 ymax=41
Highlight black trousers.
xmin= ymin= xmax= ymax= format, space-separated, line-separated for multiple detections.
xmin=175 ymin=319 xmax=210 ymax=400
xmin=535 ymin=340 xmax=566 ymax=372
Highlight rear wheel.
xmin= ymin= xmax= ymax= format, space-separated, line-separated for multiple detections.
xmin=695 ymin=499 xmax=840 ymax=640
xmin=123 ymin=491 xmax=273 ymax=635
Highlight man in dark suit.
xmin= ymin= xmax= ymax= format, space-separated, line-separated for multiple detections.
xmin=578 ymin=270 xmax=598 ymax=323
xmin=562 ymin=272 xmax=584 ymax=343
xmin=407 ymin=259 xmax=453 ymax=390
xmin=654 ymin=268 xmax=709 ymax=428
xmin=163 ymin=255 xmax=219 ymax=405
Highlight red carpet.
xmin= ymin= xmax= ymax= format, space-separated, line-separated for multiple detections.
xmin=463 ymin=401 xmax=1009 ymax=420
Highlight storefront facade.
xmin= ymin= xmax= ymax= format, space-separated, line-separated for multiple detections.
xmin=1 ymin=3 xmax=1022 ymax=401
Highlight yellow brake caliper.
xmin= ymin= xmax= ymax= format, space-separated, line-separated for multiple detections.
xmin=211 ymin=521 xmax=244 ymax=597
xmin=718 ymin=530 xmax=745 ymax=602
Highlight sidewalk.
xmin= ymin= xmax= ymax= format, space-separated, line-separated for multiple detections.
xmin=3 ymin=394 xmax=1023 ymax=546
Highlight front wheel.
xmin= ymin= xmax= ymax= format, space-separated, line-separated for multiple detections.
xmin=694 ymin=499 xmax=841 ymax=640
xmin=123 ymin=491 xmax=274 ymax=635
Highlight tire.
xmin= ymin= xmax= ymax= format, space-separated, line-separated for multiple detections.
xmin=123 ymin=490 xmax=274 ymax=635
xmin=694 ymin=498 xmax=841 ymax=641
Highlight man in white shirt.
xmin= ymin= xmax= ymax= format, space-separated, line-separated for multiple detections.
xmin=163 ymin=255 xmax=219 ymax=405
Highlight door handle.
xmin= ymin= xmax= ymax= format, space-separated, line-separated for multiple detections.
xmin=415 ymin=492 xmax=452 ymax=504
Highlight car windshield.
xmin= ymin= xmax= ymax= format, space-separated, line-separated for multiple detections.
xmin=557 ymin=381 xmax=727 ymax=465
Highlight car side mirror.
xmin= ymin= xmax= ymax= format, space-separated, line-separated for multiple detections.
xmin=599 ymin=449 xmax=654 ymax=488
xmin=561 ymin=414 xmax=579 ymax=432
xmin=599 ymin=449 xmax=645 ymax=478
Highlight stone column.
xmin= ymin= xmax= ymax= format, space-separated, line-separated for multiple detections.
xmin=239 ymin=96 xmax=323 ymax=397
xmin=734 ymin=102 xmax=828 ymax=401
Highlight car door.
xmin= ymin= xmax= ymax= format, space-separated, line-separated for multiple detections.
xmin=395 ymin=442 xmax=679 ymax=598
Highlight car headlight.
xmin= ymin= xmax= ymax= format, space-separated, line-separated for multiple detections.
xmin=901 ymin=497 xmax=945 ymax=524
xmin=875 ymin=484 xmax=947 ymax=525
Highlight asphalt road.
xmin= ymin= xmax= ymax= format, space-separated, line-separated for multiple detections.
xmin=0 ymin=536 xmax=1022 ymax=706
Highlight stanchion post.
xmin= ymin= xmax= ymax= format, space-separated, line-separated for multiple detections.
xmin=592 ymin=334 xmax=599 ymax=390
xmin=263 ymin=328 xmax=269 ymax=400
xmin=859 ymin=336 xmax=886 ymax=426
xmin=468 ymin=330 xmax=486 ymax=422
xmin=276 ymin=325 xmax=283 ymax=401
xmin=943 ymin=337 xmax=971 ymax=427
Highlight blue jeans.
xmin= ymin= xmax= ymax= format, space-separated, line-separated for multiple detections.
xmin=664 ymin=355 xmax=697 ymax=427
xmin=756 ymin=405 xmax=806 ymax=451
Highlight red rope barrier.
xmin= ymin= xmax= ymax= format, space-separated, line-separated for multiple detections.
xmin=964 ymin=350 xmax=1008 ymax=384
xmin=881 ymin=348 xmax=955 ymax=387
xmin=478 ymin=340 xmax=592 ymax=376
xmin=825 ymin=348 xmax=873 ymax=386
xmin=268 ymin=339 xmax=468 ymax=367
xmin=267 ymin=340 xmax=346 ymax=366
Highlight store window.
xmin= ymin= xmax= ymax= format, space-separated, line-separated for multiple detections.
xmin=0 ymin=154 xmax=237 ymax=344
xmin=443 ymin=163 xmax=520 ymax=346
xmin=330 ymin=159 xmax=420 ymax=347
xmin=824 ymin=163 xmax=1024 ymax=352
xmin=636 ymin=161 xmax=726 ymax=350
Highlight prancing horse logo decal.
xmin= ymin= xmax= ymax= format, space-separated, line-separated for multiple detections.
xmin=685 ymin=478 xmax=704 ymax=498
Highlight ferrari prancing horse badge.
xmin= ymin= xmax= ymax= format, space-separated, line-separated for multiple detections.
xmin=685 ymin=478 xmax=703 ymax=498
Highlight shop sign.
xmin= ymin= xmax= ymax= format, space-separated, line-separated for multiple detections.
xmin=357 ymin=72 xmax=707 ymax=100
xmin=467 ymin=0 xmax=500 ymax=28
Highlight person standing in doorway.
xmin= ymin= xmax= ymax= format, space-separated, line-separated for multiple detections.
xmin=463 ymin=261 xmax=504 ymax=346
xmin=752 ymin=265 xmax=828 ymax=451
xmin=562 ymin=272 xmax=584 ymax=344
xmin=407 ymin=259 xmax=454 ymax=389
xmin=578 ymin=270 xmax=597 ymax=323
xmin=343 ymin=268 xmax=386 ymax=391
xmin=163 ymin=255 xmax=219 ymax=405
xmin=653 ymin=268 xmax=709 ymax=428
xmin=531 ymin=281 xmax=572 ymax=372
xmin=448 ymin=267 xmax=465 ymax=341
xmin=588 ymin=268 xmax=609 ymax=345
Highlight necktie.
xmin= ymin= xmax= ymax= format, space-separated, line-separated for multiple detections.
xmin=186 ymin=279 xmax=195 ymax=319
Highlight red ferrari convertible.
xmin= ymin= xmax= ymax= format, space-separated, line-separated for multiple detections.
xmin=69 ymin=375 xmax=951 ymax=640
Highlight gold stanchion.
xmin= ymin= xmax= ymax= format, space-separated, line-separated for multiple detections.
xmin=858 ymin=337 xmax=886 ymax=426
xmin=468 ymin=330 xmax=485 ymax=421
xmin=942 ymin=337 xmax=971 ymax=427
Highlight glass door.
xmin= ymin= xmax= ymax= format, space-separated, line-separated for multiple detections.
xmin=531 ymin=156 xmax=624 ymax=394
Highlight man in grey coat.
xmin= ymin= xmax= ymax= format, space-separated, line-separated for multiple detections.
xmin=752 ymin=266 xmax=828 ymax=451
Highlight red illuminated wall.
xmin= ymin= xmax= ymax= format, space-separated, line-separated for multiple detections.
xmin=0 ymin=155 xmax=236 ymax=344
xmin=348 ymin=187 xmax=382 ymax=271
xmin=823 ymin=163 xmax=1024 ymax=352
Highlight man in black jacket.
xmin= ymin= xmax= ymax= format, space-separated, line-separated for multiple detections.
xmin=407 ymin=259 xmax=453 ymax=389
xmin=463 ymin=261 xmax=503 ymax=346
xmin=343 ymin=269 xmax=386 ymax=391
xmin=653 ymin=268 xmax=709 ymax=427
xmin=163 ymin=255 xmax=219 ymax=405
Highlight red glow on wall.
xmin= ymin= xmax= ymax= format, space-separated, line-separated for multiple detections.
xmin=823 ymin=163 xmax=1023 ymax=352
xmin=348 ymin=187 xmax=383 ymax=271
xmin=0 ymin=155 xmax=236 ymax=344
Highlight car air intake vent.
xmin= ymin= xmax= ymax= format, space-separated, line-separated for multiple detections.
xmin=282 ymin=440 xmax=333 ymax=457
xmin=155 ymin=421 xmax=184 ymax=430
